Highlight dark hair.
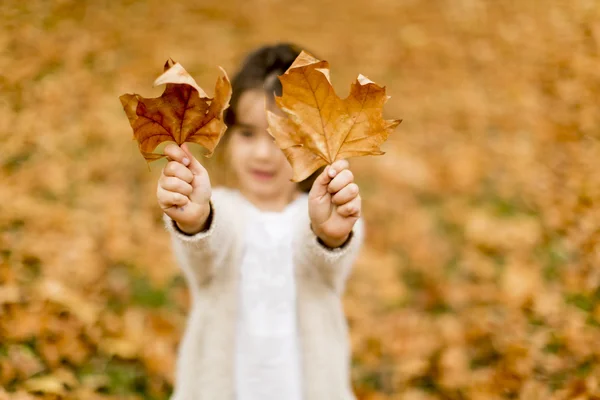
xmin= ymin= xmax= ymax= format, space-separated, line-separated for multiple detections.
xmin=220 ymin=43 xmax=322 ymax=193
xmin=225 ymin=43 xmax=302 ymax=127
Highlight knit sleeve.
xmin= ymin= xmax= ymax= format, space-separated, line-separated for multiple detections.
xmin=294 ymin=212 xmax=364 ymax=295
xmin=163 ymin=188 xmax=237 ymax=288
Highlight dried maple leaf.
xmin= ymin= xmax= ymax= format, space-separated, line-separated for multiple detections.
xmin=119 ymin=59 xmax=232 ymax=162
xmin=267 ymin=51 xmax=401 ymax=182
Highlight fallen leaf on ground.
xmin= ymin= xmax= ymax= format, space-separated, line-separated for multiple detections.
xmin=23 ymin=375 xmax=65 ymax=395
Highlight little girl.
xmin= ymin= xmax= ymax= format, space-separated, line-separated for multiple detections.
xmin=156 ymin=43 xmax=364 ymax=400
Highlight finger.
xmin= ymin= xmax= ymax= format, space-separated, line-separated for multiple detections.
xmin=157 ymin=187 xmax=189 ymax=209
xmin=160 ymin=176 xmax=193 ymax=197
xmin=164 ymin=144 xmax=190 ymax=167
xmin=163 ymin=161 xmax=194 ymax=184
xmin=329 ymin=159 xmax=349 ymax=176
xmin=181 ymin=143 xmax=207 ymax=177
xmin=331 ymin=183 xmax=359 ymax=206
xmin=328 ymin=169 xmax=354 ymax=194
xmin=312 ymin=159 xmax=350 ymax=191
xmin=309 ymin=167 xmax=334 ymax=199
xmin=336 ymin=196 xmax=361 ymax=218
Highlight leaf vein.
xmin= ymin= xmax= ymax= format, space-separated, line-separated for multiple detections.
xmin=303 ymin=68 xmax=330 ymax=161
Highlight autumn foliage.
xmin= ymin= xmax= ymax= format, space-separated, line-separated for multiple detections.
xmin=2 ymin=0 xmax=600 ymax=399
xmin=267 ymin=51 xmax=400 ymax=182
xmin=119 ymin=59 xmax=231 ymax=162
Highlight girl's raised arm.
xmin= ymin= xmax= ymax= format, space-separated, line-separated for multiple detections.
xmin=294 ymin=215 xmax=364 ymax=295
xmin=295 ymin=161 xmax=365 ymax=294
xmin=159 ymin=144 xmax=238 ymax=290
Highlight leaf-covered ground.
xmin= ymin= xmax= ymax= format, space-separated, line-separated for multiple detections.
xmin=2 ymin=1 xmax=600 ymax=399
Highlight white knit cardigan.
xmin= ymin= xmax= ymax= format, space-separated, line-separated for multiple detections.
xmin=164 ymin=188 xmax=364 ymax=400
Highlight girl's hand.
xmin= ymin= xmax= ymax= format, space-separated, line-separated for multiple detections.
xmin=157 ymin=143 xmax=212 ymax=235
xmin=308 ymin=160 xmax=361 ymax=248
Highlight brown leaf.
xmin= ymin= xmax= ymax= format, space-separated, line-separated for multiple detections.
xmin=23 ymin=375 xmax=66 ymax=395
xmin=0 ymin=284 xmax=21 ymax=305
xmin=267 ymin=51 xmax=401 ymax=182
xmin=99 ymin=338 xmax=139 ymax=359
xmin=119 ymin=59 xmax=232 ymax=162
xmin=36 ymin=279 xmax=99 ymax=326
xmin=7 ymin=345 xmax=45 ymax=380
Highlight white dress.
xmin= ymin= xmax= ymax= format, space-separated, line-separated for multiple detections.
xmin=235 ymin=194 xmax=305 ymax=400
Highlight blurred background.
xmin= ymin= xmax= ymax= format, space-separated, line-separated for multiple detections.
xmin=2 ymin=0 xmax=600 ymax=399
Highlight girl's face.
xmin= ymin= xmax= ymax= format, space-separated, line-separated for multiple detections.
xmin=227 ymin=89 xmax=298 ymax=210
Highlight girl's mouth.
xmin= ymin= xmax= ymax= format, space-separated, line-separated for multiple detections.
xmin=250 ymin=169 xmax=276 ymax=181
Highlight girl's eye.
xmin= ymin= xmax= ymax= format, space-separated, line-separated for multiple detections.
xmin=239 ymin=129 xmax=254 ymax=138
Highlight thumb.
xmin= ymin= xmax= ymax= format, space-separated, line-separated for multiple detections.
xmin=181 ymin=143 xmax=206 ymax=176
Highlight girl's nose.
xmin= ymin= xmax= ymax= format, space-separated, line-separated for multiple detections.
xmin=254 ymin=133 xmax=277 ymax=159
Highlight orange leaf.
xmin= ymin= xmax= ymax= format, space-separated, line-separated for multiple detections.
xmin=119 ymin=59 xmax=232 ymax=162
xmin=267 ymin=51 xmax=401 ymax=182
